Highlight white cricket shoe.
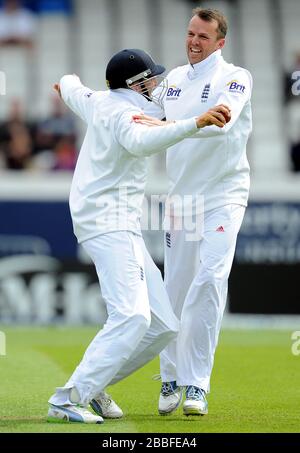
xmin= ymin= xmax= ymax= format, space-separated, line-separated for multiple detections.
xmin=158 ymin=381 xmax=183 ymax=415
xmin=183 ymin=385 xmax=208 ymax=416
xmin=90 ymin=391 xmax=123 ymax=419
xmin=48 ymin=404 xmax=104 ymax=424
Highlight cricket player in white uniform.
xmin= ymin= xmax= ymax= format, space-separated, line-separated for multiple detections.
xmin=135 ymin=8 xmax=252 ymax=416
xmin=47 ymin=48 xmax=230 ymax=424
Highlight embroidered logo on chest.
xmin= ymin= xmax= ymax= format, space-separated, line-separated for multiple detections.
xmin=201 ymin=83 xmax=211 ymax=102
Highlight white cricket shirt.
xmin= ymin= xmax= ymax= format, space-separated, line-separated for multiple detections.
xmin=158 ymin=50 xmax=253 ymax=213
xmin=60 ymin=75 xmax=199 ymax=242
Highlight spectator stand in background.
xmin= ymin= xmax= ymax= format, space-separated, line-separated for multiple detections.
xmin=283 ymin=52 xmax=300 ymax=172
xmin=0 ymin=0 xmax=37 ymax=49
xmin=0 ymin=0 xmax=37 ymax=130
xmin=0 ymin=0 xmax=72 ymax=15
xmin=0 ymin=96 xmax=78 ymax=171
xmin=32 ymin=94 xmax=77 ymax=171
xmin=0 ymin=98 xmax=33 ymax=169
xmin=0 ymin=0 xmax=73 ymax=139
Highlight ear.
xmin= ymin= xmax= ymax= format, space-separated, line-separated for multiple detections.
xmin=216 ymin=38 xmax=225 ymax=50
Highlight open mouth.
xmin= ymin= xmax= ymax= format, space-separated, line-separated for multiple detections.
xmin=190 ymin=48 xmax=201 ymax=54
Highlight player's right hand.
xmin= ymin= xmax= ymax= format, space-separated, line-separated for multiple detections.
xmin=196 ymin=104 xmax=231 ymax=129
xmin=132 ymin=113 xmax=166 ymax=127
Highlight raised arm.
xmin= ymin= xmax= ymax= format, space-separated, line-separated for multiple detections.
xmin=132 ymin=104 xmax=230 ymax=128
xmin=115 ymin=106 xmax=228 ymax=157
xmin=55 ymin=74 xmax=96 ymax=123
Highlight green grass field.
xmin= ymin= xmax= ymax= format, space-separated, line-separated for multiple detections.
xmin=0 ymin=326 xmax=299 ymax=433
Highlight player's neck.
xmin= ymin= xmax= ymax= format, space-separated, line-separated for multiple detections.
xmin=189 ymin=49 xmax=222 ymax=75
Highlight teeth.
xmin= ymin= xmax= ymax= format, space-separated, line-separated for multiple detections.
xmin=191 ymin=48 xmax=201 ymax=53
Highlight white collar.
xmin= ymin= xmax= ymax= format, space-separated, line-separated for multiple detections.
xmin=188 ymin=49 xmax=222 ymax=77
xmin=110 ymin=88 xmax=150 ymax=109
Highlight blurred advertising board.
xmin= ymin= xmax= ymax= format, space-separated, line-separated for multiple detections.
xmin=230 ymin=201 xmax=300 ymax=314
xmin=0 ymin=174 xmax=299 ymax=320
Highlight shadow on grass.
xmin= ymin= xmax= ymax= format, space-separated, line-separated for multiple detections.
xmin=124 ymin=413 xmax=207 ymax=424
xmin=0 ymin=417 xmax=45 ymax=423
xmin=0 ymin=413 xmax=205 ymax=427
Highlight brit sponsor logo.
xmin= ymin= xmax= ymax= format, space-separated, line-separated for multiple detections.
xmin=166 ymin=85 xmax=181 ymax=100
xmin=227 ymin=80 xmax=245 ymax=94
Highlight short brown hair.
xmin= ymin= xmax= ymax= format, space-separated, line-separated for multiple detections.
xmin=192 ymin=8 xmax=227 ymax=39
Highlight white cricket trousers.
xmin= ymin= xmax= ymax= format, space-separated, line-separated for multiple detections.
xmin=160 ymin=204 xmax=245 ymax=393
xmin=49 ymin=231 xmax=179 ymax=407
